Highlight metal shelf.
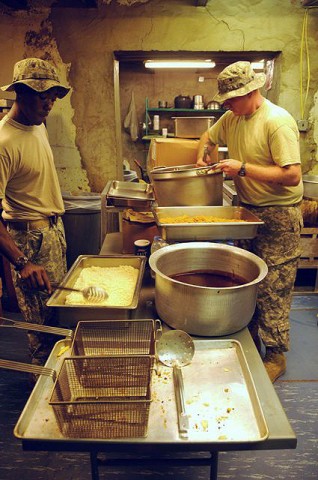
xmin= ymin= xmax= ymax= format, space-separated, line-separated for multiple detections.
xmin=147 ymin=107 xmax=226 ymax=113
xmin=144 ymin=97 xmax=226 ymax=136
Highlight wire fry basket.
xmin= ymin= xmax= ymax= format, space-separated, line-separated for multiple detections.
xmin=50 ymin=355 xmax=153 ymax=439
xmin=71 ymin=319 xmax=160 ymax=356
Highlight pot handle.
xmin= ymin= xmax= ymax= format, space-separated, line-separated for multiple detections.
xmin=173 ymin=365 xmax=189 ymax=439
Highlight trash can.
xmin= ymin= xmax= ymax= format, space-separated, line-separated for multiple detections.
xmin=62 ymin=192 xmax=101 ymax=269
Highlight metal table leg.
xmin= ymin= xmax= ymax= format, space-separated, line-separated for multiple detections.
xmin=90 ymin=452 xmax=100 ymax=480
xmin=89 ymin=451 xmax=219 ymax=480
xmin=210 ymin=451 xmax=218 ymax=480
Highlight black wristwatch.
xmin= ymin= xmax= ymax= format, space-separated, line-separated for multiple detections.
xmin=238 ymin=161 xmax=246 ymax=177
xmin=14 ymin=255 xmax=29 ymax=271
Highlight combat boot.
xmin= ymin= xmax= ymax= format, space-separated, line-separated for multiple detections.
xmin=263 ymin=351 xmax=286 ymax=383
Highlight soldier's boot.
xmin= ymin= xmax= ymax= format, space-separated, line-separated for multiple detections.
xmin=263 ymin=350 xmax=286 ymax=383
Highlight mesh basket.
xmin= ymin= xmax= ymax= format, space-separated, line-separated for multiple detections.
xmin=50 ymin=355 xmax=153 ymax=439
xmin=71 ymin=319 xmax=159 ymax=356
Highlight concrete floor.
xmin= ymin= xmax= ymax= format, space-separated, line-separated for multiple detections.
xmin=0 ymin=295 xmax=317 ymax=480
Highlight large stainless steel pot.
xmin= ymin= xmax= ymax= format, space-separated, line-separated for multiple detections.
xmin=150 ymin=164 xmax=223 ymax=206
xmin=302 ymin=174 xmax=318 ymax=200
xmin=149 ymin=242 xmax=268 ymax=337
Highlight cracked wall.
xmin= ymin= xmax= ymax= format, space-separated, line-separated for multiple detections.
xmin=0 ymin=0 xmax=318 ymax=193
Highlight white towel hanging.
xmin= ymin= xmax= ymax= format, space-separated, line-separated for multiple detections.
xmin=124 ymin=91 xmax=139 ymax=142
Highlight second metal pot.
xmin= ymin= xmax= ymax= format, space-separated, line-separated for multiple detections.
xmin=150 ymin=164 xmax=223 ymax=206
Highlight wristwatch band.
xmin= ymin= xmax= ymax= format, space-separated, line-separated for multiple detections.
xmin=14 ymin=255 xmax=29 ymax=271
xmin=238 ymin=161 xmax=246 ymax=177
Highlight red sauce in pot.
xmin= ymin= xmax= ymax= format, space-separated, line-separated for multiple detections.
xmin=169 ymin=269 xmax=247 ymax=288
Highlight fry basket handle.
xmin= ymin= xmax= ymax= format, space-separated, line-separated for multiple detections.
xmin=0 ymin=359 xmax=56 ymax=381
xmin=0 ymin=316 xmax=73 ymax=338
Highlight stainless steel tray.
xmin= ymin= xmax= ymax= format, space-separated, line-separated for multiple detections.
xmin=105 ymin=180 xmax=155 ymax=208
xmin=14 ymin=338 xmax=268 ymax=446
xmin=152 ymin=206 xmax=263 ymax=241
xmin=46 ymin=255 xmax=145 ymax=326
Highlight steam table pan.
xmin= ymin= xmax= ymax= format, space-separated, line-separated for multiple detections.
xmin=152 ymin=206 xmax=264 ymax=241
xmin=105 ymin=180 xmax=155 ymax=209
xmin=46 ymin=255 xmax=146 ymax=326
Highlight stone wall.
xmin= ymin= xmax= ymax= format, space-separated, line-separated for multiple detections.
xmin=0 ymin=0 xmax=317 ymax=193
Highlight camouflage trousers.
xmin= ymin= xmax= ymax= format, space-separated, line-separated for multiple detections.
xmin=238 ymin=204 xmax=303 ymax=353
xmin=8 ymin=218 xmax=67 ymax=366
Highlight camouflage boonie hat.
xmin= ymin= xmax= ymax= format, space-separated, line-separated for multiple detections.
xmin=213 ymin=61 xmax=266 ymax=103
xmin=1 ymin=58 xmax=70 ymax=99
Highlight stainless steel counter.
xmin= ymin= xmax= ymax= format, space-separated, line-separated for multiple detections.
xmin=13 ymin=232 xmax=296 ymax=480
xmin=100 ymin=232 xmax=297 ymax=452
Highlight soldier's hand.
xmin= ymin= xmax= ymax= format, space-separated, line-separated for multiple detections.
xmin=18 ymin=263 xmax=52 ymax=293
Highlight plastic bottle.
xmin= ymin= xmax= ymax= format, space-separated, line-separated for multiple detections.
xmin=153 ymin=115 xmax=160 ymax=132
xmin=150 ymin=236 xmax=169 ymax=278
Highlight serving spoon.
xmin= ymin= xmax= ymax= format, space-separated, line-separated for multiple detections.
xmin=52 ymin=283 xmax=108 ymax=303
xmin=156 ymin=329 xmax=195 ymax=439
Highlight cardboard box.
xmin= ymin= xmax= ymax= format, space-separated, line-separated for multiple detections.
xmin=122 ymin=219 xmax=159 ymax=254
xmin=147 ymin=137 xmax=199 ymax=174
xmin=173 ymin=116 xmax=215 ymax=139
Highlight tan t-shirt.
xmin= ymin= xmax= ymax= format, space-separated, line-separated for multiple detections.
xmin=0 ymin=115 xmax=64 ymax=221
xmin=208 ymin=99 xmax=303 ymax=206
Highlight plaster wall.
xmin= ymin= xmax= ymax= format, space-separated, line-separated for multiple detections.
xmin=0 ymin=0 xmax=317 ymax=193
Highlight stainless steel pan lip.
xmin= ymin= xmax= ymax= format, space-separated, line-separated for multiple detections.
xmin=150 ymin=163 xmax=222 ymax=179
xmin=149 ymin=242 xmax=268 ymax=290
xmin=151 ymin=206 xmax=264 ymax=241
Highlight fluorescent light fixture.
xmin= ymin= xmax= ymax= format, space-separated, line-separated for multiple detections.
xmin=144 ymin=60 xmax=215 ymax=69
xmin=251 ymin=60 xmax=265 ymax=70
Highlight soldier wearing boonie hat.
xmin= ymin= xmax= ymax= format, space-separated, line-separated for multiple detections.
xmin=196 ymin=61 xmax=303 ymax=384
xmin=0 ymin=58 xmax=70 ymax=379
xmin=0 ymin=57 xmax=70 ymax=98
xmin=213 ymin=61 xmax=266 ymax=103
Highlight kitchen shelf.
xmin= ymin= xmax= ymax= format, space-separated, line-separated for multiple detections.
xmin=147 ymin=108 xmax=226 ymax=113
xmin=144 ymin=97 xmax=226 ymax=136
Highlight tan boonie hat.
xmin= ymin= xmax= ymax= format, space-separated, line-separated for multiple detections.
xmin=1 ymin=58 xmax=70 ymax=99
xmin=213 ymin=61 xmax=266 ymax=103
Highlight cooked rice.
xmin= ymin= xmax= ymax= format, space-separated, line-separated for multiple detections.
xmin=65 ymin=265 xmax=139 ymax=306
xmin=159 ymin=214 xmax=244 ymax=224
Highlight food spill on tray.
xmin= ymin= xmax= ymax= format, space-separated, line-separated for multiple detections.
xmin=152 ymin=366 xmax=236 ymax=438
xmin=64 ymin=265 xmax=139 ymax=306
xmin=159 ymin=214 xmax=245 ymax=224
xmin=150 ymin=343 xmax=268 ymax=442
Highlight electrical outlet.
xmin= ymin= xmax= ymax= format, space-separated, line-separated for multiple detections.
xmin=198 ymin=76 xmax=205 ymax=83
xmin=297 ymin=119 xmax=309 ymax=132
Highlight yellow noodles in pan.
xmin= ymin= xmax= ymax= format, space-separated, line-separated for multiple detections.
xmin=159 ymin=215 xmax=244 ymax=224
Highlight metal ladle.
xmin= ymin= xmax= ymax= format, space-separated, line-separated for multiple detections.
xmin=156 ymin=329 xmax=195 ymax=439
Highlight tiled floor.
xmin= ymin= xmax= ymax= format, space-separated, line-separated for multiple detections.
xmin=0 ymin=295 xmax=317 ymax=479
